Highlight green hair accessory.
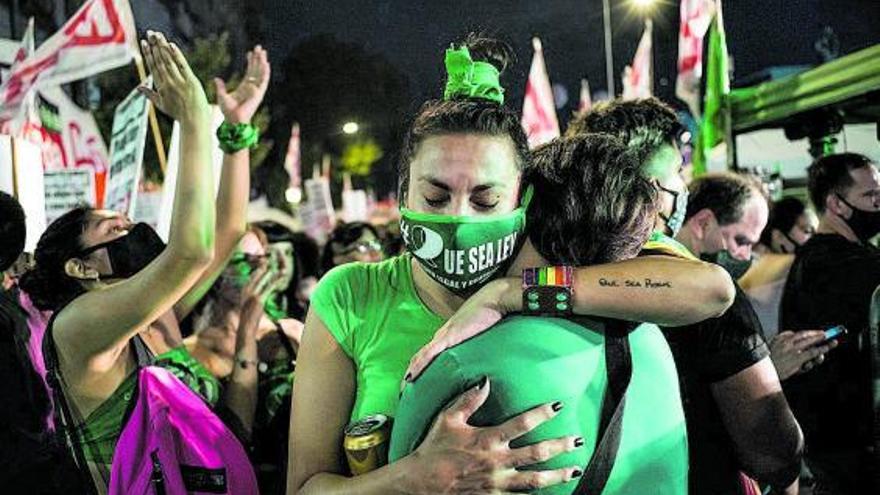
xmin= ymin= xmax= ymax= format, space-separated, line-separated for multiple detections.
xmin=216 ymin=122 xmax=260 ymax=154
xmin=443 ymin=46 xmax=505 ymax=105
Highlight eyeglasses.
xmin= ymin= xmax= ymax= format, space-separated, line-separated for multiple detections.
xmin=337 ymin=239 xmax=382 ymax=256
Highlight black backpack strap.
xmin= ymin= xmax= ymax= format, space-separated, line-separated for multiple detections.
xmin=573 ymin=319 xmax=634 ymax=494
xmin=43 ymin=314 xmax=99 ymax=495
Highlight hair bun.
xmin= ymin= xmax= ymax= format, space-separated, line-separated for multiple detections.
xmin=462 ymin=33 xmax=514 ymax=75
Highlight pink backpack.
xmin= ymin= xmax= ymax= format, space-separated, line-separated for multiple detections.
xmin=109 ymin=366 xmax=258 ymax=495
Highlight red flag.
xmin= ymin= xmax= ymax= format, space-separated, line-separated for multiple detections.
xmin=676 ymin=0 xmax=715 ymax=117
xmin=0 ymin=0 xmax=137 ymax=121
xmin=622 ymin=21 xmax=653 ymax=100
xmin=521 ymin=37 xmax=560 ymax=149
xmin=578 ymin=78 xmax=592 ymax=114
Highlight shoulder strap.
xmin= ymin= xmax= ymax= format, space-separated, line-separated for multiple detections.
xmin=43 ymin=313 xmax=99 ymax=495
xmin=573 ymin=319 xmax=634 ymax=495
xmin=131 ymin=333 xmax=155 ymax=367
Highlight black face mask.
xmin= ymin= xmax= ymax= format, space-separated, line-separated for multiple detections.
xmin=700 ymin=250 xmax=753 ymax=280
xmin=78 ymin=223 xmax=166 ymax=279
xmin=837 ymin=194 xmax=880 ymax=243
xmin=780 ymin=231 xmax=802 ymax=254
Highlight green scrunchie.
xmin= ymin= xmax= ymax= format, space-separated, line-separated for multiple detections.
xmin=216 ymin=122 xmax=260 ymax=154
xmin=443 ymin=46 xmax=505 ymax=105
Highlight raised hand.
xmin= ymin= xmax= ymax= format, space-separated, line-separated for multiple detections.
xmin=215 ymin=45 xmax=271 ymax=124
xmin=138 ymin=31 xmax=209 ymax=123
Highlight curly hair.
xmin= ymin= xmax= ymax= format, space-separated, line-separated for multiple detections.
xmin=526 ymin=134 xmax=659 ymax=265
xmin=18 ymin=207 xmax=93 ymax=311
xmin=566 ymin=97 xmax=684 ymax=166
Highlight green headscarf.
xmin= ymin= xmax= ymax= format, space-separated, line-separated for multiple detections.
xmin=443 ymin=46 xmax=505 ymax=104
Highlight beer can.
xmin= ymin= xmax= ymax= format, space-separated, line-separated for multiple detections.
xmin=343 ymin=414 xmax=391 ymax=475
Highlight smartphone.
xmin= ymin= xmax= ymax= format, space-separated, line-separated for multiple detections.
xmin=823 ymin=325 xmax=848 ymax=342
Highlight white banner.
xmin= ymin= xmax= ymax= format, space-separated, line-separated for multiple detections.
xmin=154 ymin=106 xmax=225 ymax=242
xmin=0 ymin=136 xmax=46 ymax=250
xmin=105 ymin=83 xmax=150 ymax=215
xmin=43 ymin=168 xmax=95 ymax=224
xmin=37 ymin=86 xmax=111 ymax=204
xmin=0 ymin=0 xmax=137 ymax=121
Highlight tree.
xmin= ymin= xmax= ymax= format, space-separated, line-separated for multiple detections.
xmin=263 ymin=34 xmax=410 ymax=208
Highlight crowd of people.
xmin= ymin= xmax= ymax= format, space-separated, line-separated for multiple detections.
xmin=1 ymin=30 xmax=877 ymax=495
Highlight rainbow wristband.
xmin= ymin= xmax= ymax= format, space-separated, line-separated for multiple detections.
xmin=522 ymin=266 xmax=574 ymax=316
xmin=216 ymin=122 xmax=260 ymax=154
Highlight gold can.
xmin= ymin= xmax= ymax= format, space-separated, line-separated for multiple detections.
xmin=343 ymin=414 xmax=391 ymax=475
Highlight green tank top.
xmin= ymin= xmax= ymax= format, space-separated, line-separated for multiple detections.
xmin=310 ymin=254 xmax=445 ymax=423
xmin=390 ymin=316 xmax=689 ymax=495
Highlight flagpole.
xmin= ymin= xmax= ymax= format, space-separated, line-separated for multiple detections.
xmin=134 ymin=57 xmax=168 ymax=176
xmin=602 ymin=0 xmax=615 ymax=96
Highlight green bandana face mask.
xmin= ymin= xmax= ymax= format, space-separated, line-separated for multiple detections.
xmin=400 ymin=187 xmax=531 ymax=296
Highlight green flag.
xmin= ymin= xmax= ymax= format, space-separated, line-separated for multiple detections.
xmin=693 ymin=0 xmax=730 ymax=176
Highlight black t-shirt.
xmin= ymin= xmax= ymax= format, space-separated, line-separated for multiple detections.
xmin=663 ymin=285 xmax=770 ymax=495
xmin=780 ymin=233 xmax=879 ymax=451
xmin=0 ymin=288 xmax=72 ymax=493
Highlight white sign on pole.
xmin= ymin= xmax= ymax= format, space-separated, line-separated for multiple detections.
xmin=105 ymin=83 xmax=150 ymax=215
xmin=43 ymin=168 xmax=95 ymax=224
xmin=0 ymin=135 xmax=47 ymax=250
xmin=304 ymin=176 xmax=336 ymax=244
xmin=153 ymin=105 xmax=225 ymax=242
xmin=342 ymin=189 xmax=368 ymax=223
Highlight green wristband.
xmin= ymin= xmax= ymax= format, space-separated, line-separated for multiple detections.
xmin=216 ymin=122 xmax=260 ymax=154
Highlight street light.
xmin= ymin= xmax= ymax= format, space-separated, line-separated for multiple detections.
xmin=602 ymin=0 xmax=660 ymax=97
xmin=342 ymin=121 xmax=359 ymax=135
xmin=631 ymin=0 xmax=658 ymax=9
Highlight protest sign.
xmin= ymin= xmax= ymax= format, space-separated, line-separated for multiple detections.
xmin=104 ymin=82 xmax=150 ymax=215
xmin=304 ymin=175 xmax=336 ymax=244
xmin=43 ymin=168 xmax=95 ymax=224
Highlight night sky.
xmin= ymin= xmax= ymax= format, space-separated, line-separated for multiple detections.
xmin=262 ymin=0 xmax=880 ymax=120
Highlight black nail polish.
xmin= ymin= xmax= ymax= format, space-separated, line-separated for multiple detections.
xmin=478 ymin=376 xmax=489 ymax=389
xmin=572 ymin=469 xmax=583 ymax=478
xmin=404 ymin=373 xmax=412 ymax=382
xmin=552 ymin=401 xmax=563 ymax=412
xmin=574 ymin=437 xmax=584 ymax=447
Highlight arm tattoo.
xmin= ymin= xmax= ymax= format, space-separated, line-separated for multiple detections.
xmin=599 ymin=278 xmax=672 ymax=289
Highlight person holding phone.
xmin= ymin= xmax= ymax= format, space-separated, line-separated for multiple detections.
xmin=781 ymin=153 xmax=880 ymax=493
